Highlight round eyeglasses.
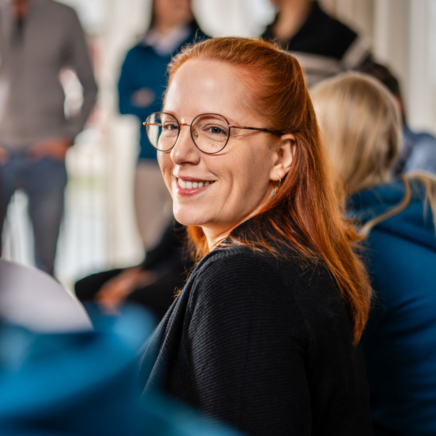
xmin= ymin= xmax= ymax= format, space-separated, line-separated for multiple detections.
xmin=143 ymin=112 xmax=283 ymax=155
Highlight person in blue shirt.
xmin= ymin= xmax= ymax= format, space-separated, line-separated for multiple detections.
xmin=118 ymin=0 xmax=206 ymax=252
xmin=313 ymin=72 xmax=436 ymax=436
xmin=74 ymin=1 xmax=207 ymax=319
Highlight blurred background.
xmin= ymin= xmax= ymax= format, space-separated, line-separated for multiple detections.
xmin=2 ymin=0 xmax=435 ymax=289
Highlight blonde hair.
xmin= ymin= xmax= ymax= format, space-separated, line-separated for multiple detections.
xmin=311 ymin=72 xmax=401 ymax=196
xmin=312 ymin=72 xmax=436 ymax=237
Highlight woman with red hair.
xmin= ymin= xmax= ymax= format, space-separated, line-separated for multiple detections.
xmin=139 ymin=37 xmax=372 ymax=435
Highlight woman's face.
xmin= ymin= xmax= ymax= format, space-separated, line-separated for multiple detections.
xmin=154 ymin=0 xmax=193 ymax=27
xmin=159 ymin=59 xmax=290 ymax=246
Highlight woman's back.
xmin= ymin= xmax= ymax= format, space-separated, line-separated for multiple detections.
xmin=140 ymin=220 xmax=372 ymax=436
xmin=349 ymin=179 xmax=436 ymax=435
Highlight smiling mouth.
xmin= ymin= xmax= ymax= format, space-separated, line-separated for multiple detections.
xmin=176 ymin=178 xmax=216 ymax=190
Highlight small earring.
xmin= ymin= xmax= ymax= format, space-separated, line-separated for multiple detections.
xmin=272 ymin=178 xmax=282 ymax=198
xmin=272 ymin=187 xmax=278 ymax=198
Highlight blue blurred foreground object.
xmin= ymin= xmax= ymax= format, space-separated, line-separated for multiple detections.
xmin=0 ymin=305 xmax=241 ymax=436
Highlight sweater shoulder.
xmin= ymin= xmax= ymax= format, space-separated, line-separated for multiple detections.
xmin=185 ymin=246 xmax=313 ymax=347
xmin=194 ymin=245 xmax=286 ymax=286
xmin=194 ymin=244 xmax=333 ymax=290
xmin=188 ymin=246 xmax=287 ymax=304
xmin=189 ymin=245 xmax=326 ymax=312
xmin=187 ymin=244 xmax=352 ymax=344
xmin=46 ymin=0 xmax=80 ymax=20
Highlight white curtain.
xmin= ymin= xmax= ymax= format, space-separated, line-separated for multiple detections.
xmin=320 ymin=0 xmax=436 ymax=134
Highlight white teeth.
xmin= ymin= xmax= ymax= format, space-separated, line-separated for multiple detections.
xmin=177 ymin=178 xmax=213 ymax=189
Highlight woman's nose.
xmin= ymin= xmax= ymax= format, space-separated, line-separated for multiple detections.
xmin=170 ymin=125 xmax=201 ymax=165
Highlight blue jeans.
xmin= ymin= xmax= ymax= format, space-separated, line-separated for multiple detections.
xmin=0 ymin=152 xmax=67 ymax=275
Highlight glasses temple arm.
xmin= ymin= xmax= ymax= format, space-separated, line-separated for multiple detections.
xmin=231 ymin=125 xmax=283 ymax=135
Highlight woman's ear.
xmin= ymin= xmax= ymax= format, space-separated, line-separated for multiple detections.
xmin=270 ymin=133 xmax=296 ymax=181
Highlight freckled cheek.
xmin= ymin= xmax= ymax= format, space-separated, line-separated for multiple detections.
xmin=158 ymin=153 xmax=174 ymax=193
xmin=218 ymin=168 xmax=242 ymax=205
xmin=240 ymin=154 xmax=271 ymax=201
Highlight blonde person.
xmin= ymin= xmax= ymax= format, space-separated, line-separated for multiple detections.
xmin=312 ymin=72 xmax=436 ymax=436
xmin=139 ymin=38 xmax=373 ymax=435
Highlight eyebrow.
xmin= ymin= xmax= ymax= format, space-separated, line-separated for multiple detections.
xmin=162 ymin=111 xmax=240 ymax=126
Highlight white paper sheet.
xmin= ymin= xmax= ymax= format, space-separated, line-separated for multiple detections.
xmin=0 ymin=259 xmax=92 ymax=332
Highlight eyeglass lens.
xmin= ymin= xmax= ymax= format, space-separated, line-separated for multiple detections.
xmin=145 ymin=112 xmax=230 ymax=154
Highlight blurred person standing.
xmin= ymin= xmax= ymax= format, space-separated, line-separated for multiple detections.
xmin=263 ymin=0 xmax=373 ymax=86
xmin=0 ymin=0 xmax=97 ymax=275
xmin=118 ymin=0 xmax=206 ymax=252
xmin=313 ymin=72 xmax=436 ymax=436
xmin=359 ymin=62 xmax=436 ymax=176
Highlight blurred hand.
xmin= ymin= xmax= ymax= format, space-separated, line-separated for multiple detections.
xmin=95 ymin=267 xmax=158 ymax=313
xmin=0 ymin=146 xmax=8 ymax=164
xmin=131 ymin=88 xmax=155 ymax=107
xmin=28 ymin=137 xmax=73 ymax=161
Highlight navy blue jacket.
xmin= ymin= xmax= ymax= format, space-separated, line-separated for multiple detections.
xmin=118 ymin=28 xmax=206 ymax=161
xmin=349 ymin=179 xmax=436 ymax=436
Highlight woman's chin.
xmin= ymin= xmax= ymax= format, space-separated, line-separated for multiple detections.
xmin=173 ymin=208 xmax=210 ymax=228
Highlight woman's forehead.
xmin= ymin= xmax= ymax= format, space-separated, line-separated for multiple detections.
xmin=164 ymin=59 xmax=255 ymax=119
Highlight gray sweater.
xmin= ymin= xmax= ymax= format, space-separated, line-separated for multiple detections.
xmin=0 ymin=0 xmax=97 ymax=148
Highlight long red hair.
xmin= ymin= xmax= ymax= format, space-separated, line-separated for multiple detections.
xmin=166 ymin=37 xmax=372 ymax=344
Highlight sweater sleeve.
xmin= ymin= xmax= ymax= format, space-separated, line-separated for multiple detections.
xmin=188 ymin=250 xmax=312 ymax=436
xmin=62 ymin=9 xmax=98 ymax=140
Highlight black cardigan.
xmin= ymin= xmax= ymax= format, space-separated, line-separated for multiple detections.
xmin=139 ymin=239 xmax=372 ymax=435
xmin=262 ymin=1 xmax=362 ymax=61
xmin=262 ymin=2 xmax=373 ymax=87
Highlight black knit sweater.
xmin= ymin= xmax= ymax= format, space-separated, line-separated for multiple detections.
xmin=139 ymin=238 xmax=372 ymax=435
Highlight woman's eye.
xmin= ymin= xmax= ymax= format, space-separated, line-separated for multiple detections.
xmin=163 ymin=123 xmax=178 ymax=131
xmin=207 ymin=126 xmax=227 ymax=135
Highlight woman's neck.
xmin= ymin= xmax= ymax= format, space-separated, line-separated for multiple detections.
xmin=153 ymin=21 xmax=185 ymax=38
xmin=202 ymin=226 xmax=231 ymax=252
xmin=203 ymin=197 xmax=274 ymax=251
